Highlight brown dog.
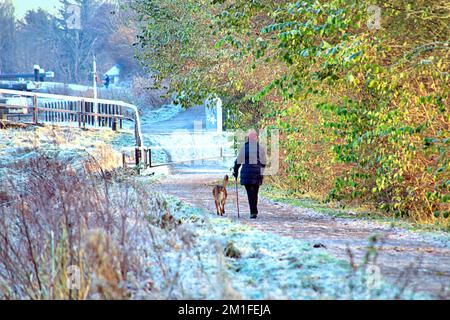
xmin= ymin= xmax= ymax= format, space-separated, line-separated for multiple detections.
xmin=212 ymin=175 xmax=229 ymax=216
xmin=0 ymin=191 xmax=9 ymax=204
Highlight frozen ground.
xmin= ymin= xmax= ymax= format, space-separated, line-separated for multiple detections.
xmin=140 ymin=194 xmax=429 ymax=299
xmin=140 ymin=105 xmax=450 ymax=299
xmin=1 ymin=104 xmax=449 ymax=300
xmin=0 ymin=125 xmax=122 ymax=186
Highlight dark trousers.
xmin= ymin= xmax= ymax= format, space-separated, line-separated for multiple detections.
xmin=245 ymin=184 xmax=260 ymax=216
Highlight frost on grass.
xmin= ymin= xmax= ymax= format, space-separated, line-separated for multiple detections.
xmin=0 ymin=151 xmax=429 ymax=299
xmin=140 ymin=104 xmax=183 ymax=126
xmin=0 ymin=126 xmax=123 ymax=186
xmin=0 ymin=124 xmax=430 ymax=300
xmin=119 ymin=104 xmax=183 ymax=132
xmin=159 ymin=197 xmax=430 ymax=300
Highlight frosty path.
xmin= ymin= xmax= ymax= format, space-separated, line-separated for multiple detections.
xmin=153 ymin=169 xmax=450 ymax=299
xmin=141 ymin=105 xmax=208 ymax=133
xmin=143 ymin=105 xmax=450 ymax=299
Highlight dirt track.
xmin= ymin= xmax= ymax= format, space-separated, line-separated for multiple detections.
xmin=145 ymin=106 xmax=450 ymax=299
xmin=152 ymin=167 xmax=450 ymax=299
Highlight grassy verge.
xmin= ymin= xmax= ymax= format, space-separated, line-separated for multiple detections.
xmin=2 ymin=153 xmax=426 ymax=299
xmin=159 ymin=194 xmax=429 ymax=300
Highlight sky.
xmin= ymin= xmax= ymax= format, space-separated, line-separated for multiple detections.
xmin=11 ymin=0 xmax=62 ymax=18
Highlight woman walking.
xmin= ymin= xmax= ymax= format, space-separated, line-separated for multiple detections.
xmin=233 ymin=130 xmax=267 ymax=219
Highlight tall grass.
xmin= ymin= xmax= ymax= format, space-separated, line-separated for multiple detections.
xmin=0 ymin=155 xmax=204 ymax=299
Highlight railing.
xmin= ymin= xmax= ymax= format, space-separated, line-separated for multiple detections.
xmin=0 ymin=89 xmax=143 ymax=148
xmin=121 ymin=145 xmax=237 ymax=169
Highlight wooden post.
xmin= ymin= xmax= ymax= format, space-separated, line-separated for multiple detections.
xmin=33 ymin=95 xmax=38 ymax=124
xmin=143 ymin=148 xmax=148 ymax=168
xmin=135 ymin=148 xmax=141 ymax=166
xmin=122 ymin=153 xmax=127 ymax=169
xmin=111 ymin=104 xmax=117 ymax=131
xmin=33 ymin=65 xmax=40 ymax=82
xmin=148 ymin=149 xmax=152 ymax=168
xmin=61 ymin=101 xmax=64 ymax=122
xmin=134 ymin=113 xmax=139 ymax=147
xmin=119 ymin=106 xmax=123 ymax=129
xmin=108 ymin=104 xmax=112 ymax=128
xmin=81 ymin=99 xmax=86 ymax=128
xmin=135 ymin=148 xmax=142 ymax=175
xmin=112 ymin=117 xmax=117 ymax=131
xmin=78 ymin=101 xmax=81 ymax=128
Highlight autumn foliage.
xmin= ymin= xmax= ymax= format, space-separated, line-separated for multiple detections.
xmin=134 ymin=0 xmax=449 ymax=225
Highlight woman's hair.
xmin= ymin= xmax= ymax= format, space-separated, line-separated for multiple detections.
xmin=247 ymin=129 xmax=258 ymax=142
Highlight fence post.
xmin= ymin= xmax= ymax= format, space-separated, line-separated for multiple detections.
xmin=135 ymin=148 xmax=142 ymax=174
xmin=119 ymin=106 xmax=123 ymax=129
xmin=33 ymin=95 xmax=38 ymax=124
xmin=148 ymin=149 xmax=152 ymax=168
xmin=135 ymin=148 xmax=141 ymax=166
xmin=143 ymin=148 xmax=148 ymax=168
xmin=112 ymin=116 xmax=118 ymax=131
xmin=122 ymin=153 xmax=127 ymax=169
xmin=77 ymin=101 xmax=81 ymax=128
xmin=134 ymin=113 xmax=142 ymax=148
xmin=81 ymin=99 xmax=86 ymax=128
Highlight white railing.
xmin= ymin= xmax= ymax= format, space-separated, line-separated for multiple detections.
xmin=0 ymin=89 xmax=143 ymax=148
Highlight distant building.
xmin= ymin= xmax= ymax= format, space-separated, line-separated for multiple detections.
xmin=105 ymin=65 xmax=121 ymax=85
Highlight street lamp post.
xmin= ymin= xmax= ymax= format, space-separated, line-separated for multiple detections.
xmin=93 ymin=54 xmax=98 ymax=125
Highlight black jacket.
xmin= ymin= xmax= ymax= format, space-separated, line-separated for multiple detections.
xmin=233 ymin=142 xmax=267 ymax=186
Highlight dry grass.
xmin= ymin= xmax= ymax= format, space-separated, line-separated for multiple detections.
xmin=0 ymin=154 xmax=208 ymax=300
xmin=84 ymin=144 xmax=122 ymax=175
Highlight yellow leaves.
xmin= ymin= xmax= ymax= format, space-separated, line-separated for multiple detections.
xmin=234 ymin=80 xmax=243 ymax=91
xmin=347 ymin=73 xmax=360 ymax=86
xmin=287 ymin=106 xmax=297 ymax=116
xmin=368 ymin=80 xmax=377 ymax=89
xmin=419 ymin=82 xmax=426 ymax=92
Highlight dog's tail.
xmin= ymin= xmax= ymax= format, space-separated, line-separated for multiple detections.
xmin=223 ymin=175 xmax=229 ymax=188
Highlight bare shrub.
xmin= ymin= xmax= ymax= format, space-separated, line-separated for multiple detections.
xmin=130 ymin=75 xmax=171 ymax=108
xmin=84 ymin=144 xmax=122 ymax=175
xmin=0 ymin=153 xmax=223 ymax=300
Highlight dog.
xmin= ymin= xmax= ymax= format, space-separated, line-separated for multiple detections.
xmin=212 ymin=175 xmax=229 ymax=216
xmin=0 ymin=191 xmax=9 ymax=204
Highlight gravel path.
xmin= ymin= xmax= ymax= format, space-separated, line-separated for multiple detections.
xmin=144 ymin=105 xmax=450 ymax=299
xmin=153 ymin=167 xmax=450 ymax=299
